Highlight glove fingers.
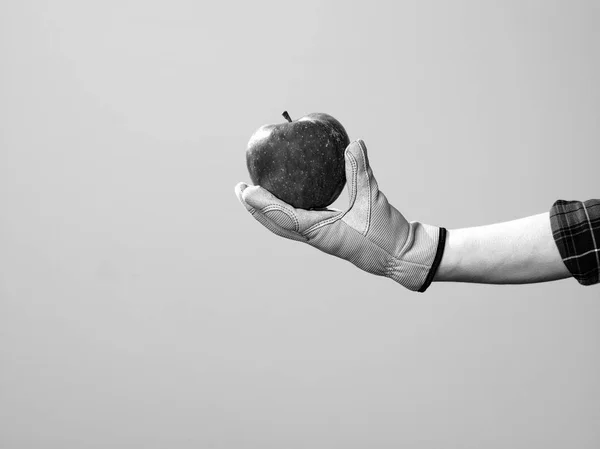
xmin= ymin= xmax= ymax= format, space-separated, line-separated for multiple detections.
xmin=239 ymin=184 xmax=301 ymax=229
xmin=235 ymin=182 xmax=255 ymax=212
xmin=250 ymin=207 xmax=309 ymax=242
xmin=240 ymin=184 xmax=342 ymax=234
xmin=236 ymin=182 xmax=308 ymax=241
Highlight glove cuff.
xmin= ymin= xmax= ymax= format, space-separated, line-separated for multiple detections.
xmin=387 ymin=223 xmax=448 ymax=292
xmin=418 ymin=227 xmax=447 ymax=292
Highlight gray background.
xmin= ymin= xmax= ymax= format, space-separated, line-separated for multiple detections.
xmin=1 ymin=0 xmax=599 ymax=448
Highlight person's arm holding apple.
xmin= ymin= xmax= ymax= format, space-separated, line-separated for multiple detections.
xmin=236 ymin=113 xmax=599 ymax=290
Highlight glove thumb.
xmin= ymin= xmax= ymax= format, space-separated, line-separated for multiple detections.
xmin=342 ymin=140 xmax=380 ymax=231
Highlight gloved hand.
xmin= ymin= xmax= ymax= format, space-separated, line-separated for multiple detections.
xmin=235 ymin=139 xmax=446 ymax=292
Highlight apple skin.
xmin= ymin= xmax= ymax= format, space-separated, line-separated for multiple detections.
xmin=246 ymin=112 xmax=350 ymax=209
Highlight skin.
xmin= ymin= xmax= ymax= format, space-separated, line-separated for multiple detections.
xmin=434 ymin=212 xmax=571 ymax=284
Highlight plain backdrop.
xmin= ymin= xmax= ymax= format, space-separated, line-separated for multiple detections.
xmin=1 ymin=1 xmax=599 ymax=448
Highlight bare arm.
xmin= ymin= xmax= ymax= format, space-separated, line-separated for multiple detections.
xmin=434 ymin=212 xmax=571 ymax=284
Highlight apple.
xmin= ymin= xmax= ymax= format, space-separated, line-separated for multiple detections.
xmin=246 ymin=111 xmax=350 ymax=209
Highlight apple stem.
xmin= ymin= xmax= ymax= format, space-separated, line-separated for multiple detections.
xmin=282 ymin=111 xmax=292 ymax=122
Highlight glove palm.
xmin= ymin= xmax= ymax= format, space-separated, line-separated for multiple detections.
xmin=235 ymin=140 xmax=445 ymax=292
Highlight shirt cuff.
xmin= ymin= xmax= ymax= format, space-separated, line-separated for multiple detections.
xmin=549 ymin=199 xmax=600 ymax=286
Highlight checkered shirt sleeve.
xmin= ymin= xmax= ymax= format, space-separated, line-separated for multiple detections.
xmin=549 ymin=199 xmax=600 ymax=286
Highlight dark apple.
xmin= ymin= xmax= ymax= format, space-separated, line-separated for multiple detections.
xmin=246 ymin=111 xmax=350 ymax=209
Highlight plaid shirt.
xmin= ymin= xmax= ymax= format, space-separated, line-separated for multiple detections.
xmin=550 ymin=199 xmax=600 ymax=286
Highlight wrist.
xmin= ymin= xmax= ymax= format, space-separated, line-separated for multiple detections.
xmin=433 ymin=228 xmax=464 ymax=282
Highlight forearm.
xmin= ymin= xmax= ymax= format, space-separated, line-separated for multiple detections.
xmin=433 ymin=212 xmax=571 ymax=284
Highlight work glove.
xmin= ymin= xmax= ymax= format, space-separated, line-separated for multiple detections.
xmin=235 ymin=140 xmax=446 ymax=292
